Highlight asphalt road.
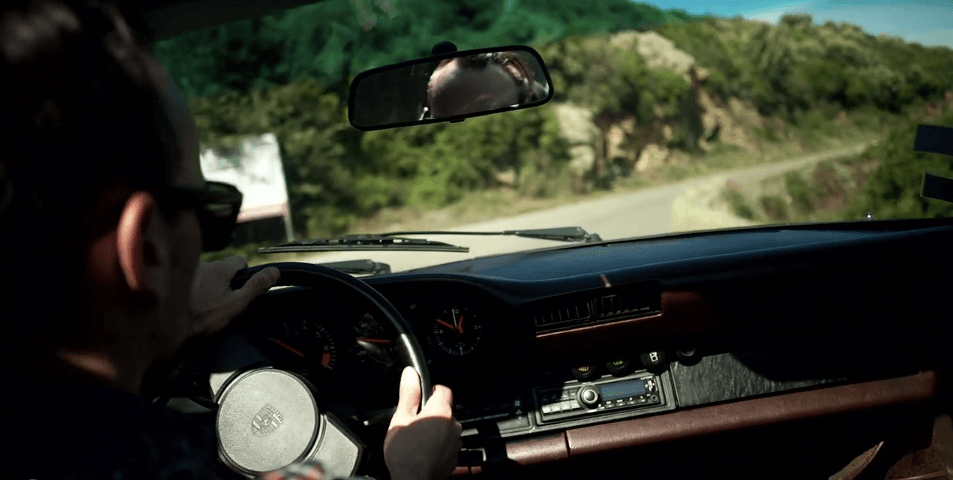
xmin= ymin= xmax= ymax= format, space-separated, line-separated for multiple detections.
xmin=293 ymin=143 xmax=874 ymax=273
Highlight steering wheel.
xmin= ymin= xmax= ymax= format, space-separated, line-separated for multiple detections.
xmin=201 ymin=262 xmax=433 ymax=479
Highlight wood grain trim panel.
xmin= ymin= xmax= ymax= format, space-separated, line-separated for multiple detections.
xmin=565 ymin=371 xmax=938 ymax=456
xmin=535 ymin=291 xmax=714 ymax=352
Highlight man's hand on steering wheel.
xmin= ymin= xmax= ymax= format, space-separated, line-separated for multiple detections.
xmin=385 ymin=366 xmax=463 ymax=480
xmin=190 ymin=256 xmax=280 ymax=338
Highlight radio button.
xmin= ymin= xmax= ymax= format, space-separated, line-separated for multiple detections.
xmin=550 ymin=403 xmax=562 ymax=413
xmin=570 ymin=399 xmax=580 ymax=410
xmin=626 ymin=399 xmax=637 ymax=406
xmin=559 ymin=390 xmax=571 ymax=401
xmin=560 ymin=400 xmax=573 ymax=411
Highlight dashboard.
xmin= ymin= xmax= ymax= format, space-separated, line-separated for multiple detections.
xmin=185 ymin=220 xmax=953 ymax=478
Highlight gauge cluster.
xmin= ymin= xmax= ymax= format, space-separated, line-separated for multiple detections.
xmin=243 ymin=283 xmax=525 ymax=409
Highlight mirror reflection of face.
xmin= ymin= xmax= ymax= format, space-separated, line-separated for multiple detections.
xmin=427 ymin=57 xmax=521 ymax=119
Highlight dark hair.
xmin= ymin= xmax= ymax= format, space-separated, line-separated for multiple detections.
xmin=0 ymin=0 xmax=179 ymax=350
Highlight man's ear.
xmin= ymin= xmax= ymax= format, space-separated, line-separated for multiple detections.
xmin=116 ymin=191 xmax=162 ymax=294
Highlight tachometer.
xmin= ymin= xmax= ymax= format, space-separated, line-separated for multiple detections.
xmin=429 ymin=306 xmax=484 ymax=357
xmin=264 ymin=318 xmax=337 ymax=373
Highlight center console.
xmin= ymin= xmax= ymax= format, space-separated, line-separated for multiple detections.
xmin=454 ymin=366 xmax=676 ymax=445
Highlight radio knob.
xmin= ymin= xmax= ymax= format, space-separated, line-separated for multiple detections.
xmin=578 ymin=386 xmax=599 ymax=408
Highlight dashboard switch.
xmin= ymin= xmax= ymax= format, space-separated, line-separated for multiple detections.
xmin=605 ymin=358 xmax=634 ymax=376
xmin=676 ymin=348 xmax=702 ymax=365
xmin=640 ymin=351 xmax=667 ymax=370
xmin=571 ymin=365 xmax=598 ymax=381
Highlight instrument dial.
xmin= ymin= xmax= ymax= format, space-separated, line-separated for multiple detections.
xmin=351 ymin=313 xmax=398 ymax=371
xmin=264 ymin=317 xmax=337 ymax=376
xmin=429 ymin=306 xmax=484 ymax=357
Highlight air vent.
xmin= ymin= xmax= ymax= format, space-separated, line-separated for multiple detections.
xmin=595 ymin=291 xmax=657 ymax=319
xmin=533 ymin=281 xmax=661 ymax=332
xmin=534 ymin=299 xmax=592 ymax=328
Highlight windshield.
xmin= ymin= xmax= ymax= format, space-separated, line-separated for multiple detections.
xmin=154 ymin=0 xmax=953 ymax=273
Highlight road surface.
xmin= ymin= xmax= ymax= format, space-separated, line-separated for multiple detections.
xmin=290 ymin=143 xmax=873 ymax=273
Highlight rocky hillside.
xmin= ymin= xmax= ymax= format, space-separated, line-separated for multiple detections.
xmin=548 ymin=30 xmax=772 ymax=185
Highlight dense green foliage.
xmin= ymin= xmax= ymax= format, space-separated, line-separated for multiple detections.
xmin=658 ymin=15 xmax=953 ymax=119
xmin=154 ymin=0 xmax=699 ymax=99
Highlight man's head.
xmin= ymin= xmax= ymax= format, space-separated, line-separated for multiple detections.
xmin=0 ymin=0 xmax=208 ymax=369
xmin=425 ymin=51 xmax=548 ymax=119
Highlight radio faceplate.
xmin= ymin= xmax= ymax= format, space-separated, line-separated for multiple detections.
xmin=534 ymin=371 xmax=666 ymax=424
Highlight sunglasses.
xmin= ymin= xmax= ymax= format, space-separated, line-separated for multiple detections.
xmin=157 ymin=181 xmax=243 ymax=252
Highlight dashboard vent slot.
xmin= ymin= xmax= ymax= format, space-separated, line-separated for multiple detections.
xmin=533 ymin=280 xmax=661 ymax=333
xmin=596 ymin=291 xmax=657 ymax=319
xmin=534 ymin=299 xmax=592 ymax=328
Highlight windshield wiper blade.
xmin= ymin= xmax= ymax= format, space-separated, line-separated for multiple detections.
xmin=375 ymin=226 xmax=603 ymax=243
xmin=258 ymin=234 xmax=469 ymax=253
xmin=258 ymin=227 xmax=601 ymax=254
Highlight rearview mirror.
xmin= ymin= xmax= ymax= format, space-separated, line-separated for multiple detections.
xmin=349 ymin=46 xmax=553 ymax=131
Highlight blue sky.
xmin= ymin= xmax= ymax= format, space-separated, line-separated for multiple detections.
xmin=642 ymin=1 xmax=953 ymax=48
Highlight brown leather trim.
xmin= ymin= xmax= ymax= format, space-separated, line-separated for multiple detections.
xmin=535 ymin=291 xmax=714 ymax=354
xmin=503 ymin=433 xmax=569 ymax=465
xmin=565 ymin=371 xmax=937 ymax=456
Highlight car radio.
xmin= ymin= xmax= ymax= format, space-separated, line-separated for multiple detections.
xmin=534 ymin=372 xmax=664 ymax=423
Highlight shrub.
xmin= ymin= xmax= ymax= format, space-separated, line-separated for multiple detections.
xmin=723 ymin=188 xmax=755 ymax=219
xmin=785 ymin=171 xmax=814 ymax=212
xmin=760 ymin=195 xmax=789 ymax=221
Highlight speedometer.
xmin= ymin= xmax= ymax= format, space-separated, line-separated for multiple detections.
xmin=350 ymin=313 xmax=398 ymax=371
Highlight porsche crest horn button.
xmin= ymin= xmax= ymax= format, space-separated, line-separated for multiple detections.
xmin=252 ymin=403 xmax=284 ymax=437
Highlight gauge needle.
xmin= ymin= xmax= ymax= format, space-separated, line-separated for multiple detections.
xmin=436 ymin=319 xmax=456 ymax=331
xmin=356 ymin=338 xmax=392 ymax=344
xmin=457 ymin=315 xmax=464 ymax=334
xmin=269 ymin=338 xmax=306 ymax=358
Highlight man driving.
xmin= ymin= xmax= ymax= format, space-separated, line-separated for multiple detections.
xmin=0 ymin=1 xmax=461 ymax=479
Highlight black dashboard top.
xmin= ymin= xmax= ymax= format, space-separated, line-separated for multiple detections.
xmin=365 ymin=222 xmax=953 ymax=295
